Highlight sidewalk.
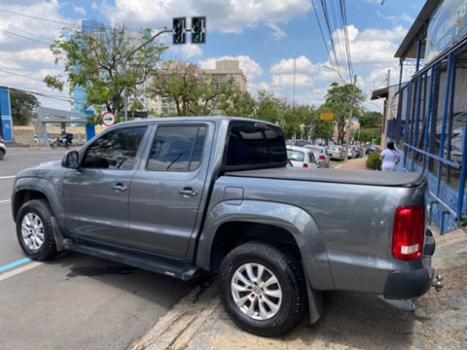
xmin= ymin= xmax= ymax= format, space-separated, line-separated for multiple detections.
xmin=335 ymin=156 xmax=368 ymax=170
xmin=131 ymin=228 xmax=467 ymax=350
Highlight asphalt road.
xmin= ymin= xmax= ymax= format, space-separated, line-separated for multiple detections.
xmin=0 ymin=148 xmax=195 ymax=350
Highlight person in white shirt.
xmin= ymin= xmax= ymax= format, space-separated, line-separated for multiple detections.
xmin=380 ymin=141 xmax=400 ymax=171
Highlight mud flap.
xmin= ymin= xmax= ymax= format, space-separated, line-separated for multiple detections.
xmin=304 ymin=264 xmax=323 ymax=325
xmin=51 ymin=216 xmax=66 ymax=252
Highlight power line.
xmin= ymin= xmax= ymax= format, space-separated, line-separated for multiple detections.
xmin=0 ymin=68 xmax=72 ymax=101
xmin=311 ymin=0 xmax=333 ymax=69
xmin=6 ymin=86 xmax=73 ymax=102
xmin=0 ymin=67 xmax=47 ymax=83
xmin=7 ymin=26 xmax=57 ymax=42
xmin=339 ymin=0 xmax=354 ymax=83
xmin=1 ymin=29 xmax=51 ymax=46
xmin=0 ymin=8 xmax=77 ymax=27
xmin=319 ymin=0 xmax=341 ymax=69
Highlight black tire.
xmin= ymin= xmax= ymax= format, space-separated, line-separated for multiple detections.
xmin=218 ymin=242 xmax=306 ymax=337
xmin=16 ymin=199 xmax=57 ymax=261
xmin=0 ymin=149 xmax=4 ymax=160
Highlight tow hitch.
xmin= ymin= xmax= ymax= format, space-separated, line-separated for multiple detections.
xmin=432 ymin=274 xmax=443 ymax=291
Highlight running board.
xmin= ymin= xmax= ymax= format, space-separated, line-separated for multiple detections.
xmin=68 ymin=241 xmax=200 ymax=281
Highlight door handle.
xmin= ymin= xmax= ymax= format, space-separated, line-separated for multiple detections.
xmin=179 ymin=187 xmax=198 ymax=197
xmin=112 ymin=183 xmax=128 ymax=192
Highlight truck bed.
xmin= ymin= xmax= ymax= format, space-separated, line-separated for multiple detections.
xmin=226 ymin=167 xmax=424 ymax=187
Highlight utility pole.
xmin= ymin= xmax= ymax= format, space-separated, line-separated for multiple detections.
xmin=386 ymin=69 xmax=391 ymax=88
xmin=292 ymin=58 xmax=296 ymax=110
xmin=124 ymin=87 xmax=128 ymax=122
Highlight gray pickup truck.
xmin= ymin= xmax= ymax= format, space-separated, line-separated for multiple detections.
xmin=12 ymin=117 xmax=436 ymax=336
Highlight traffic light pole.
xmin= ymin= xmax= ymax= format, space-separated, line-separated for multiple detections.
xmin=123 ymin=28 xmax=173 ymax=122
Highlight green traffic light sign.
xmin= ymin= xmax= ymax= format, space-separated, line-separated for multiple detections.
xmin=191 ymin=16 xmax=206 ymax=44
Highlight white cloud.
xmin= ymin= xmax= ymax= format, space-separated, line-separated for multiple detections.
xmin=169 ymin=44 xmax=203 ymax=58
xmin=0 ymin=1 xmax=74 ymax=109
xmin=332 ymin=25 xmax=406 ymax=66
xmin=267 ymin=23 xmax=408 ymax=109
xmin=272 ymin=74 xmax=313 ymax=87
xmin=267 ymin=23 xmax=286 ymax=40
xmin=72 ymin=6 xmax=86 ymax=16
xmin=271 ymin=55 xmax=319 ymax=74
xmin=377 ymin=10 xmax=414 ymax=25
xmin=107 ymin=0 xmax=312 ymax=38
xmin=199 ymin=55 xmax=262 ymax=82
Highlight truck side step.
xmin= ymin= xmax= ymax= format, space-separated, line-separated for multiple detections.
xmin=68 ymin=241 xmax=200 ymax=281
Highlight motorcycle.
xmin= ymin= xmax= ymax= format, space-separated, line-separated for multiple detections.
xmin=50 ymin=133 xmax=73 ymax=149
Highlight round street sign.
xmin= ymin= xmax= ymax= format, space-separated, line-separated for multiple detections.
xmin=102 ymin=112 xmax=115 ymax=127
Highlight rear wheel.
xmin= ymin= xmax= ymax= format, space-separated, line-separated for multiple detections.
xmin=16 ymin=199 xmax=57 ymax=261
xmin=219 ymin=242 xmax=306 ymax=337
xmin=0 ymin=149 xmax=4 ymax=160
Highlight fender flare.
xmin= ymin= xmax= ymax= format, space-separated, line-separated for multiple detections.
xmin=13 ymin=177 xmax=65 ymax=227
xmin=196 ymin=199 xmax=335 ymax=290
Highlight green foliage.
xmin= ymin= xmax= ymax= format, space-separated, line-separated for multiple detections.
xmin=360 ymin=111 xmax=382 ymax=129
xmin=366 ymin=151 xmax=382 ymax=170
xmin=254 ymin=92 xmax=317 ymax=139
xmin=45 ymin=25 xmax=166 ymax=113
xmin=150 ymin=61 xmax=240 ymax=116
xmin=10 ymin=90 xmax=40 ymax=125
xmin=355 ymin=128 xmax=379 ymax=143
xmin=321 ymin=82 xmax=365 ymax=144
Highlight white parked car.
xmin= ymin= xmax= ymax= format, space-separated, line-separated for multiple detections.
xmin=0 ymin=138 xmax=6 ymax=160
xmin=287 ymin=146 xmax=318 ymax=169
xmin=328 ymin=145 xmax=347 ymax=161
xmin=347 ymin=146 xmax=357 ymax=159
xmin=306 ymin=145 xmax=330 ymax=168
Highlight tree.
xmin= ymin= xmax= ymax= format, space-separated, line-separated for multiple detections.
xmin=149 ymin=61 xmax=240 ymax=116
xmin=10 ymin=90 xmax=40 ymax=125
xmin=254 ymin=91 xmax=288 ymax=124
xmin=321 ymin=82 xmax=365 ymax=144
xmin=220 ymin=91 xmax=256 ymax=118
xmin=311 ymin=106 xmax=335 ymax=142
xmin=45 ymin=25 xmax=166 ymax=115
xmin=359 ymin=111 xmax=382 ymax=129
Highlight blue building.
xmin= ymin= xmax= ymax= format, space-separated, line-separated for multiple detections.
xmin=72 ymin=19 xmax=103 ymax=140
xmin=0 ymin=86 xmax=13 ymax=143
xmin=385 ymin=0 xmax=466 ymax=233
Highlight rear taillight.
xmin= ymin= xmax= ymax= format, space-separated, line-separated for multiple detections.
xmin=303 ymin=163 xmax=309 ymax=168
xmin=319 ymin=155 xmax=325 ymax=160
xmin=392 ymin=207 xmax=425 ymax=261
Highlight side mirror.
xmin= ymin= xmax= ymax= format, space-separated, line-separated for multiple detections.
xmin=62 ymin=150 xmax=80 ymax=169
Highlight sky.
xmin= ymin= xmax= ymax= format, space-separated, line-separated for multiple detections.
xmin=0 ymin=0 xmax=425 ymax=111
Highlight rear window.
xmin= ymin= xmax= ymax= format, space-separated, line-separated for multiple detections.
xmin=309 ymin=146 xmax=324 ymax=154
xmin=225 ymin=121 xmax=287 ymax=169
xmin=287 ymin=149 xmax=305 ymax=162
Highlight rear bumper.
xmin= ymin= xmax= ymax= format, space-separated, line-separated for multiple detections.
xmin=383 ymin=229 xmax=436 ymax=299
xmin=383 ymin=266 xmax=434 ymax=299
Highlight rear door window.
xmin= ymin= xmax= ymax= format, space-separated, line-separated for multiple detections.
xmin=146 ymin=125 xmax=207 ymax=172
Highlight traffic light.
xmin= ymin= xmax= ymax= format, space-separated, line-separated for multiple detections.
xmin=191 ymin=16 xmax=206 ymax=44
xmin=173 ymin=17 xmax=186 ymax=44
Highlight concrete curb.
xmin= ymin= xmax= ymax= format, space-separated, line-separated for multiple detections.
xmin=130 ymin=281 xmax=219 ymax=350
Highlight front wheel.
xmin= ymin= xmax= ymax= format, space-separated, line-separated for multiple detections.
xmin=16 ymin=199 xmax=57 ymax=261
xmin=0 ymin=149 xmax=4 ymax=160
xmin=218 ymin=242 xmax=306 ymax=337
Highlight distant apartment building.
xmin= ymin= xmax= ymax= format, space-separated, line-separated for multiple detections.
xmin=203 ymin=59 xmax=247 ymax=93
xmin=148 ymin=59 xmax=248 ymax=117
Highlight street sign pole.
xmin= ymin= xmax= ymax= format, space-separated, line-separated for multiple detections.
xmin=120 ymin=18 xmax=206 ymax=122
xmin=122 ymin=28 xmax=173 ymax=122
